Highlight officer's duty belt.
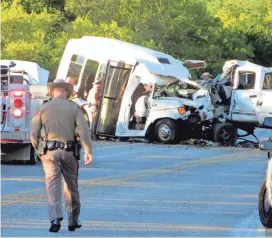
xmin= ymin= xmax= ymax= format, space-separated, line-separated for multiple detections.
xmin=46 ymin=141 xmax=76 ymax=151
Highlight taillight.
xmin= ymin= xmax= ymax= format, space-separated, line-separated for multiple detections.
xmin=11 ymin=91 xmax=25 ymax=119
xmin=14 ymin=99 xmax=23 ymax=108
xmin=13 ymin=109 xmax=23 ymax=118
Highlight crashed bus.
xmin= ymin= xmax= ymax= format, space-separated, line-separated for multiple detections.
xmin=56 ymin=36 xmax=216 ymax=144
xmin=1 ymin=60 xmax=49 ymax=164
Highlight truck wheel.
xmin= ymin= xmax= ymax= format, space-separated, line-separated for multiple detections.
xmin=154 ymin=119 xmax=179 ymax=144
xmin=213 ymin=122 xmax=237 ymax=145
xmin=259 ymin=179 xmax=272 ymax=228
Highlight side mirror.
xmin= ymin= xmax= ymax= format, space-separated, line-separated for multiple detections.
xmin=263 ymin=117 xmax=272 ymax=128
xmin=9 ymin=61 xmax=16 ymax=68
xmin=259 ymin=140 xmax=272 ymax=151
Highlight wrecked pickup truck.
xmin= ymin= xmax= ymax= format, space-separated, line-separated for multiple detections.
xmin=199 ymin=60 xmax=272 ymax=145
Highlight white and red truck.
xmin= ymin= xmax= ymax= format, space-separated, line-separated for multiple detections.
xmin=1 ymin=60 xmax=50 ymax=164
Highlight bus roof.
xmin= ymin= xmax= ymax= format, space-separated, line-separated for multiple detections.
xmin=62 ymin=36 xmax=191 ymax=80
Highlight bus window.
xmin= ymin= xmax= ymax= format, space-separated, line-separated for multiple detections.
xmin=67 ymin=54 xmax=85 ymax=85
xmin=79 ymin=59 xmax=99 ymax=99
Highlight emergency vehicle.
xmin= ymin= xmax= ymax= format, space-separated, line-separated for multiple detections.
xmin=1 ymin=60 xmax=50 ymax=164
xmin=56 ymin=36 xmax=215 ymax=144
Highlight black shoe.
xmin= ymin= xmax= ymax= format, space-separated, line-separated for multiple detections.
xmin=49 ymin=218 xmax=61 ymax=232
xmin=68 ymin=221 xmax=82 ymax=231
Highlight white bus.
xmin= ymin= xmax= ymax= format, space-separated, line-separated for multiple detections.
xmin=56 ymin=36 xmax=214 ymax=144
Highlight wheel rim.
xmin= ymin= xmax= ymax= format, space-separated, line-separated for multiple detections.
xmin=264 ymin=195 xmax=270 ymax=213
xmin=218 ymin=128 xmax=234 ymax=144
xmin=262 ymin=186 xmax=271 ymax=220
xmin=264 ymin=188 xmax=271 ymax=213
xmin=219 ymin=129 xmax=230 ymax=140
xmin=158 ymin=124 xmax=171 ymax=141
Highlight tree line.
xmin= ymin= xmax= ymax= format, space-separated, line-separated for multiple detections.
xmin=2 ymin=0 xmax=272 ymax=80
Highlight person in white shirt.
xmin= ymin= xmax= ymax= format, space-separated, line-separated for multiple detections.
xmin=199 ymin=72 xmax=213 ymax=88
xmin=134 ymin=95 xmax=148 ymax=118
xmin=66 ymin=77 xmax=79 ymax=97
xmin=134 ymin=83 xmax=153 ymax=123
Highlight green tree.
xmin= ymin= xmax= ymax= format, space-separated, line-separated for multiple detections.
xmin=207 ymin=0 xmax=272 ymax=66
xmin=1 ymin=1 xmax=63 ymax=71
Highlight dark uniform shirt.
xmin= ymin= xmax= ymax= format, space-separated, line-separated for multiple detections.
xmin=31 ymin=97 xmax=92 ymax=155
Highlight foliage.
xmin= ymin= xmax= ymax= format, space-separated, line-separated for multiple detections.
xmin=1 ymin=1 xmax=62 ymax=70
xmin=1 ymin=0 xmax=272 ymax=79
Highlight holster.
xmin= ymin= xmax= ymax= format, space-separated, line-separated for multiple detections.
xmin=37 ymin=139 xmax=47 ymax=155
xmin=73 ymin=142 xmax=82 ymax=160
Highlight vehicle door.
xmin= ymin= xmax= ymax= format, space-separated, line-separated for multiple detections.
xmin=116 ymin=80 xmax=151 ymax=136
xmin=228 ymin=68 xmax=260 ymax=122
xmin=257 ymin=69 xmax=272 ymax=125
xmin=94 ymin=60 xmax=133 ymax=136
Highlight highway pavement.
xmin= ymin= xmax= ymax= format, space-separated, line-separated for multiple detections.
xmin=1 ymin=141 xmax=269 ymax=237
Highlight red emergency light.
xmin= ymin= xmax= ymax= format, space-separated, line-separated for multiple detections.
xmin=14 ymin=99 xmax=23 ymax=108
xmin=13 ymin=109 xmax=23 ymax=118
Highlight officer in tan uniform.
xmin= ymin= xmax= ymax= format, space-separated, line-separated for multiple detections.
xmin=87 ymin=77 xmax=103 ymax=138
xmin=31 ymin=79 xmax=93 ymax=233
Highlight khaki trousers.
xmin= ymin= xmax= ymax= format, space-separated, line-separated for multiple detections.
xmin=91 ymin=112 xmax=98 ymax=138
xmin=41 ymin=150 xmax=80 ymax=225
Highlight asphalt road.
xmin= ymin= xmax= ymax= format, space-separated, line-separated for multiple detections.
xmin=0 ymin=141 xmax=269 ymax=237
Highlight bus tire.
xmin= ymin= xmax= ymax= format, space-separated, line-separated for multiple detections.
xmin=153 ymin=119 xmax=179 ymax=144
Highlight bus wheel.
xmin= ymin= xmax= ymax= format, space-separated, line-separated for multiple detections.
xmin=154 ymin=119 xmax=179 ymax=144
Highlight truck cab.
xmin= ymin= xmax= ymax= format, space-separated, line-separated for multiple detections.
xmin=206 ymin=60 xmax=272 ymax=144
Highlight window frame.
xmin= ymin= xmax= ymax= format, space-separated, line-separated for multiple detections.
xmin=66 ymin=54 xmax=86 ymax=85
xmin=79 ymin=58 xmax=100 ymax=99
xmin=237 ymin=70 xmax=256 ymax=90
xmin=263 ymin=72 xmax=272 ymax=90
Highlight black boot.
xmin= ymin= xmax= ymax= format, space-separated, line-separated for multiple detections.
xmin=49 ymin=218 xmax=61 ymax=232
xmin=68 ymin=221 xmax=82 ymax=231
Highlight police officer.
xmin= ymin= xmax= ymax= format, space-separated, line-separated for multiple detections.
xmin=87 ymin=77 xmax=103 ymax=139
xmin=31 ymin=79 xmax=93 ymax=232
